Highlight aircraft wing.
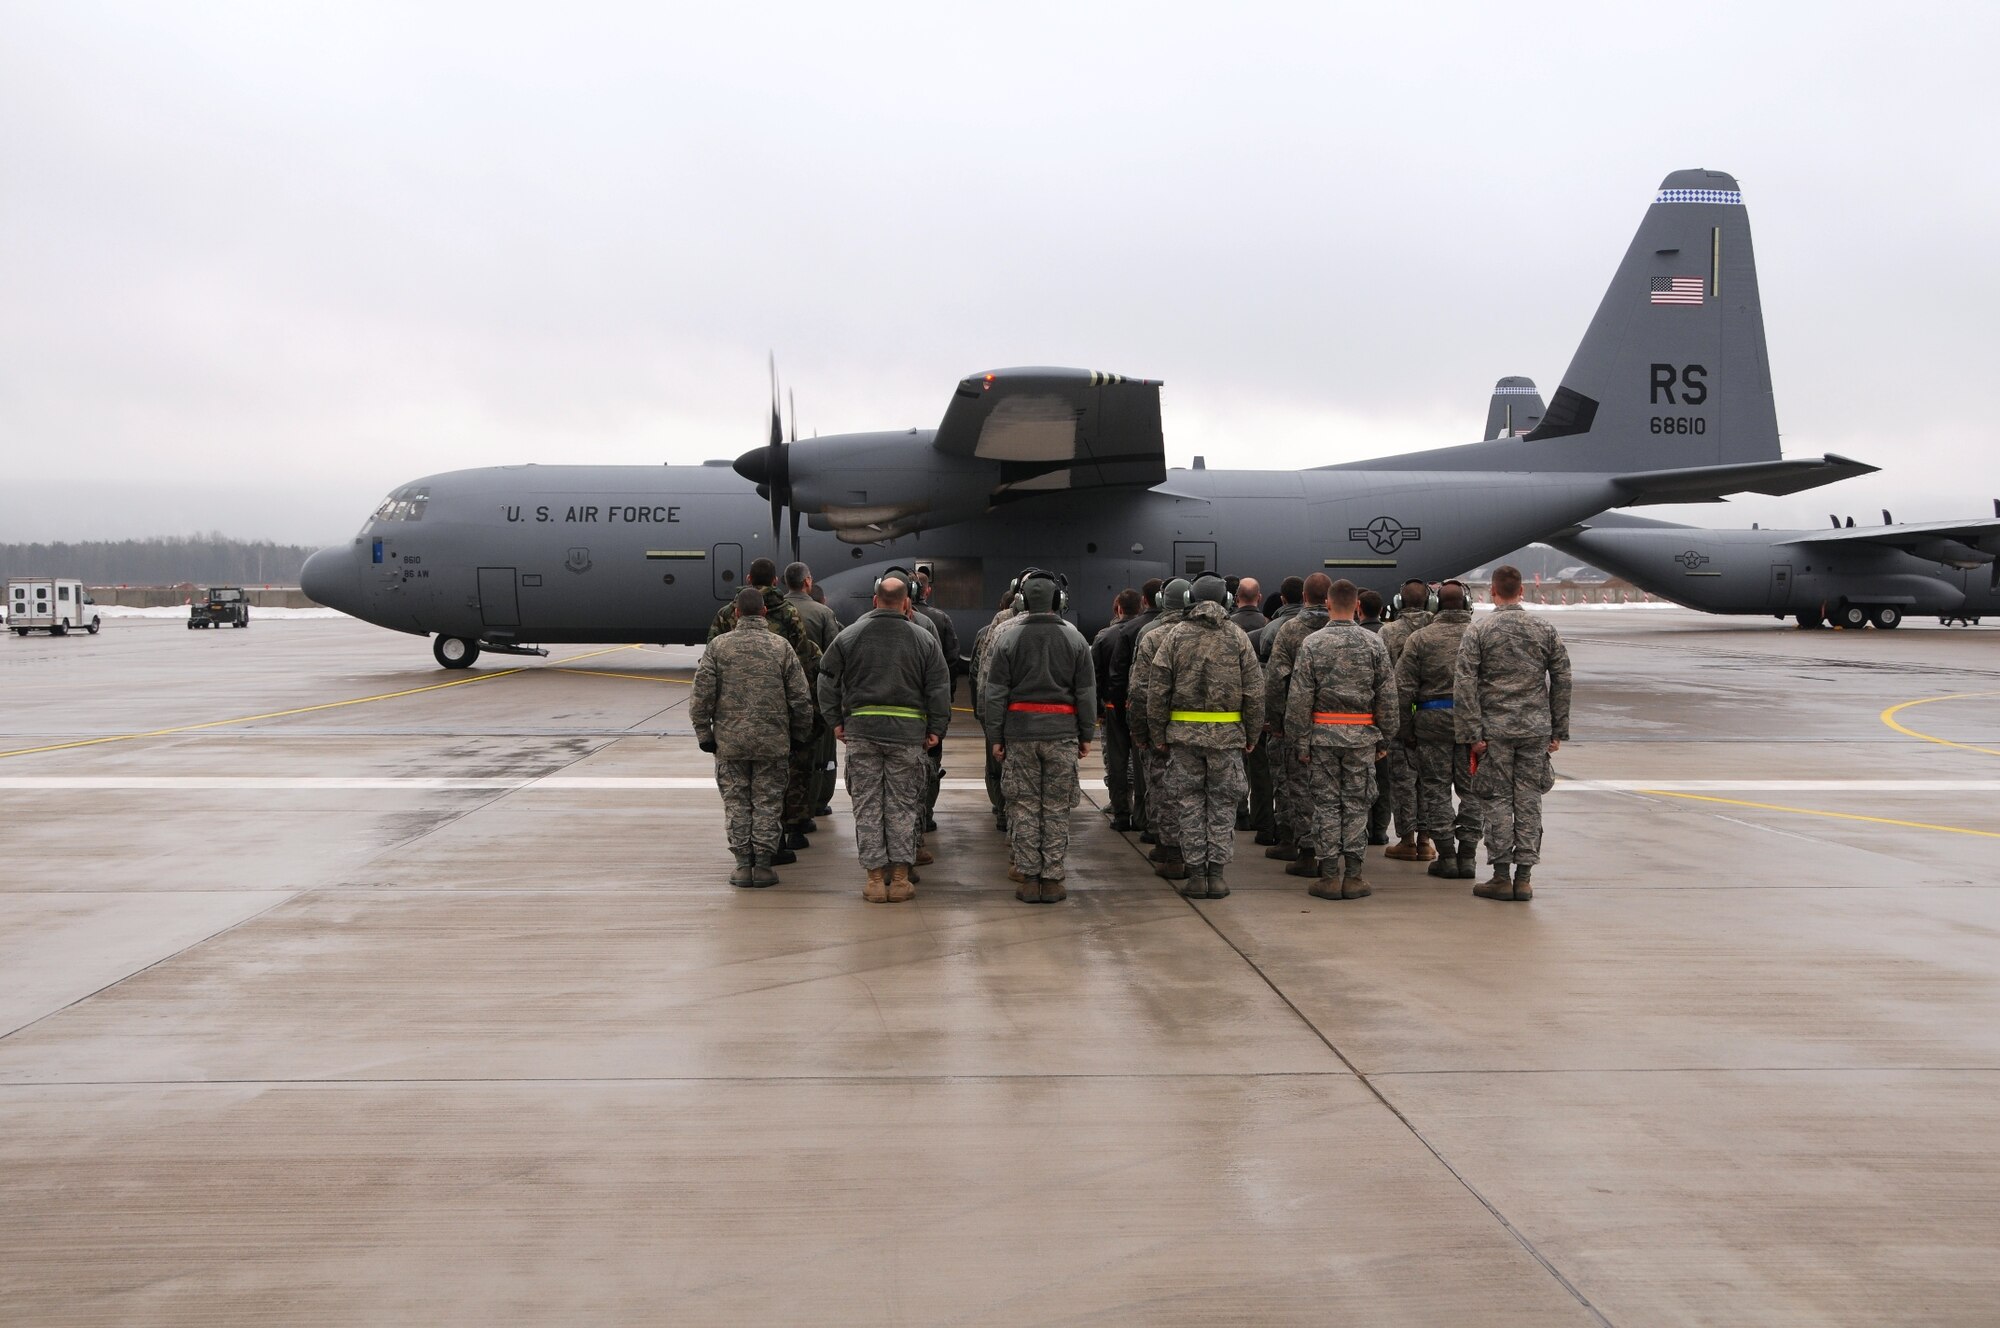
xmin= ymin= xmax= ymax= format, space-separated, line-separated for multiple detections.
xmin=1609 ymin=453 xmax=1878 ymax=505
xmin=1790 ymin=518 xmax=2000 ymax=558
xmin=933 ymin=367 xmax=1165 ymax=500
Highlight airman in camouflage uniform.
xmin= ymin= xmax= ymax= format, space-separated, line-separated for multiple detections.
xmin=1147 ymin=575 xmax=1262 ymax=898
xmin=1379 ymin=578 xmax=1436 ymax=862
xmin=1395 ymin=582 xmax=1481 ymax=881
xmin=782 ymin=561 xmax=842 ymax=819
xmin=1127 ymin=579 xmax=1191 ymax=877
xmin=708 ymin=558 xmax=823 ymax=855
xmin=1286 ymin=580 xmax=1397 ymax=899
xmin=1454 ymin=565 xmax=1572 ymax=902
xmin=983 ymin=575 xmax=1095 ymax=902
xmin=970 ymin=585 xmax=1022 ymax=829
xmin=1262 ymin=573 xmax=1333 ymax=874
xmin=692 ymin=588 xmax=814 ymax=887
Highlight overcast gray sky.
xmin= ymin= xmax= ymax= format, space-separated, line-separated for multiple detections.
xmin=3 ymin=1 xmax=1995 ymax=544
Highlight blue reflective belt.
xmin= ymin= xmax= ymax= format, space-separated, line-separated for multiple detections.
xmin=1415 ymin=699 xmax=1454 ymax=710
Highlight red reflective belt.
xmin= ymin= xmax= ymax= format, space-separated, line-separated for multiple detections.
xmin=1313 ymin=712 xmax=1374 ymax=725
xmin=1009 ymin=702 xmax=1077 ymax=714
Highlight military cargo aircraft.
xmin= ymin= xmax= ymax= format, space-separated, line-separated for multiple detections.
xmin=302 ymin=168 xmax=1874 ymax=668
xmin=1550 ymin=504 xmax=2000 ymax=628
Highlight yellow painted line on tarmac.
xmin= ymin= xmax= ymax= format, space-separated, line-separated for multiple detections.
xmin=1880 ymin=691 xmax=2000 ymax=758
xmin=0 ymin=643 xmax=645 ymax=761
xmin=1639 ymin=789 xmax=2000 ymax=840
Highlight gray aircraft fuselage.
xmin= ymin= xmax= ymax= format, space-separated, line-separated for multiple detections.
xmin=1552 ymin=522 xmax=2000 ymax=623
xmin=302 ymin=461 xmax=1639 ymax=645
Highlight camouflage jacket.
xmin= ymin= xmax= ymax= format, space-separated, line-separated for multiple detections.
xmin=708 ymin=587 xmax=822 ymax=685
xmin=1395 ymin=609 xmax=1473 ymax=742
xmin=1262 ymin=605 xmax=1330 ymax=733
xmin=1146 ymin=602 xmax=1264 ymax=750
xmin=1376 ymin=609 xmax=1431 ymax=736
xmin=1453 ymin=605 xmax=1573 ymax=743
xmin=1284 ymin=620 xmax=1396 ymax=750
xmin=691 ymin=617 xmax=813 ymax=760
xmin=1124 ymin=608 xmax=1185 ymax=748
xmin=970 ymin=608 xmax=1020 ymax=729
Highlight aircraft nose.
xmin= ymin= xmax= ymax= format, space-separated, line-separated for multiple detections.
xmin=300 ymin=545 xmax=358 ymax=613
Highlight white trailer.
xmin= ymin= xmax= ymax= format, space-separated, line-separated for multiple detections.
xmin=7 ymin=578 xmax=101 ymax=636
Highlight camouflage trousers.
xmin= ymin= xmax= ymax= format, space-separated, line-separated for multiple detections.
xmin=1387 ymin=744 xmax=1420 ymax=838
xmin=1473 ymin=739 xmax=1553 ymax=866
xmin=1147 ymin=748 xmax=1176 ymax=845
xmin=716 ymin=757 xmax=787 ymax=860
xmin=1002 ymin=739 xmax=1081 ymax=879
xmin=1304 ymin=746 xmax=1377 ymax=866
xmin=1101 ymin=705 xmax=1133 ymax=817
xmin=809 ymin=719 xmax=838 ymax=813
xmin=1165 ymin=745 xmax=1247 ymax=870
xmin=1274 ymin=734 xmax=1310 ymax=845
xmin=1131 ymin=733 xmax=1153 ymax=832
xmin=783 ymin=719 xmax=821 ymax=827
xmin=845 ymin=738 xmax=929 ymax=870
xmin=1414 ymin=739 xmax=1482 ymax=848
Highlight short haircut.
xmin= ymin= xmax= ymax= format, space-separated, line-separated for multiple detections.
xmin=1359 ymin=589 xmax=1384 ymax=620
xmin=1327 ymin=578 xmax=1359 ymax=610
xmin=748 ymin=557 xmax=779 ymax=588
xmin=1115 ymin=588 xmax=1142 ymax=616
xmin=1491 ymin=565 xmax=1524 ymax=598
xmin=1438 ymin=582 xmax=1468 ymax=610
xmin=733 ymin=586 xmax=766 ymax=616
xmin=782 ymin=561 xmax=810 ymax=590
xmin=1141 ymin=577 xmax=1164 ymax=608
xmin=877 ymin=577 xmax=909 ymax=607
xmin=1280 ymin=575 xmax=1305 ymax=604
xmin=1402 ymin=578 xmax=1430 ymax=598
xmin=1235 ymin=577 xmax=1261 ymax=606
xmin=1303 ymin=572 xmax=1332 ymax=604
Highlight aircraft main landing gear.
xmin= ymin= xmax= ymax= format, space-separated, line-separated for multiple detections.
xmin=433 ymin=635 xmax=481 ymax=669
xmin=1869 ymin=606 xmax=1902 ymax=630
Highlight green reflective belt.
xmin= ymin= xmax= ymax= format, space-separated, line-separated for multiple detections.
xmin=1170 ymin=710 xmax=1242 ymax=723
xmin=850 ymin=706 xmax=926 ymax=720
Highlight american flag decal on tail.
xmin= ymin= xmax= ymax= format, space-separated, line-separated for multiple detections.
xmin=1650 ymin=276 xmax=1704 ymax=305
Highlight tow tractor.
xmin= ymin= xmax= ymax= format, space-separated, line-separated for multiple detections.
xmin=189 ymin=586 xmax=251 ymax=629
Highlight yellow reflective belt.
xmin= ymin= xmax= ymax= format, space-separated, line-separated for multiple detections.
xmin=851 ymin=705 xmax=926 ymax=719
xmin=1170 ymin=710 xmax=1242 ymax=723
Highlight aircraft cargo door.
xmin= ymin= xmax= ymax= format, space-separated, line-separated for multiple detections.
xmin=477 ymin=567 xmax=520 ymax=627
xmin=1768 ymin=563 xmax=1793 ymax=609
xmin=712 ymin=543 xmax=742 ymax=600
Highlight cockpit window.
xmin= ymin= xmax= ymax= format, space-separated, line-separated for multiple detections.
xmin=368 ymin=485 xmax=430 ymax=525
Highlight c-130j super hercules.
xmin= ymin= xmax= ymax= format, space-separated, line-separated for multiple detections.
xmin=302 ymin=169 xmax=1874 ymax=669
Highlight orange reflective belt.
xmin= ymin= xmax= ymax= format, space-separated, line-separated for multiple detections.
xmin=1313 ymin=712 xmax=1374 ymax=725
xmin=1008 ymin=702 xmax=1077 ymax=714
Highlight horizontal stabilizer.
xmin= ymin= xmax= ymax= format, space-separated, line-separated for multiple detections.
xmin=933 ymin=367 xmax=1165 ymax=498
xmin=1609 ymin=453 xmax=1876 ymax=505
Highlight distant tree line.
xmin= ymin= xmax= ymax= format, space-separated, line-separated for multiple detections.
xmin=0 ymin=534 xmax=317 ymax=586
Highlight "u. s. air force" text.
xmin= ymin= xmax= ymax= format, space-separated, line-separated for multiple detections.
xmin=503 ymin=505 xmax=682 ymax=524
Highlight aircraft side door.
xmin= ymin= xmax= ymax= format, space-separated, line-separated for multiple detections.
xmin=1171 ymin=541 xmax=1217 ymax=579
xmin=712 ymin=543 xmax=743 ymax=600
xmin=1768 ymin=563 xmax=1793 ymax=609
xmin=477 ymin=567 xmax=520 ymax=628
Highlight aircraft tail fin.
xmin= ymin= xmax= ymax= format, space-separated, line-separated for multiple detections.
xmin=1521 ymin=169 xmax=1778 ymax=468
xmin=1483 ymin=376 xmax=1545 ymax=440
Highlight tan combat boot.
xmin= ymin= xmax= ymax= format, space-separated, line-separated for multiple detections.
xmin=1284 ymin=850 xmax=1319 ymax=877
xmin=1415 ymin=835 xmax=1439 ymax=862
xmin=1385 ymin=835 xmax=1421 ymax=861
xmin=887 ymin=863 xmax=916 ymax=903
xmin=1308 ymin=862 xmax=1341 ymax=900
xmin=1511 ymin=866 xmax=1533 ymax=901
xmin=1039 ymin=876 xmax=1067 ymax=903
xmin=1473 ymin=862 xmax=1512 ymax=900
xmin=914 ymin=846 xmax=935 ymax=866
xmin=864 ymin=867 xmax=888 ymax=903
xmin=1341 ymin=856 xmax=1372 ymax=899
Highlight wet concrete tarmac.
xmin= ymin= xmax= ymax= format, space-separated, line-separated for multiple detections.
xmin=3 ymin=611 xmax=1999 ymax=1324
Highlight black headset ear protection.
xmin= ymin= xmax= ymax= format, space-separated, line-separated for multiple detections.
xmin=1018 ymin=568 xmax=1067 ymax=613
xmin=873 ymin=566 xmax=913 ymax=597
xmin=1391 ymin=584 xmax=1441 ymax=616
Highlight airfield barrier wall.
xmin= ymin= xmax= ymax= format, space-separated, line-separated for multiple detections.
xmin=87 ymin=585 xmax=316 ymax=609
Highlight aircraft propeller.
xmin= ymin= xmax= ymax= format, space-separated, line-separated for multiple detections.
xmin=735 ymin=354 xmax=800 ymax=563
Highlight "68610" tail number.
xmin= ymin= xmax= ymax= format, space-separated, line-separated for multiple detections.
xmin=1650 ymin=415 xmax=1707 ymax=435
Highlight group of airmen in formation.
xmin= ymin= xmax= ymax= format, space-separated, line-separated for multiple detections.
xmin=693 ymin=556 xmax=1570 ymax=906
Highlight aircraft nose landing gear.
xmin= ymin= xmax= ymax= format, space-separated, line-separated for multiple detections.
xmin=433 ymin=636 xmax=481 ymax=669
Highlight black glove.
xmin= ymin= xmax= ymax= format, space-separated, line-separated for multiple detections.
xmin=697 ymin=735 xmax=717 ymax=754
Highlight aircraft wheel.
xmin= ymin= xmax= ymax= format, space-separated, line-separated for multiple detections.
xmin=87 ymin=618 xmax=100 ymax=635
xmin=1795 ymin=612 xmax=1825 ymax=630
xmin=1870 ymin=606 xmax=1902 ymax=630
xmin=433 ymin=635 xmax=480 ymax=669
xmin=1836 ymin=602 xmax=1870 ymax=630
